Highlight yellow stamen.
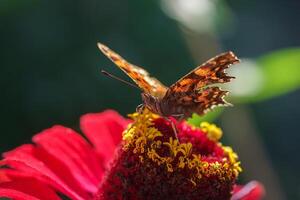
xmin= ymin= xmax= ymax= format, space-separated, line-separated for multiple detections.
xmin=200 ymin=122 xmax=223 ymax=141
xmin=122 ymin=109 xmax=242 ymax=185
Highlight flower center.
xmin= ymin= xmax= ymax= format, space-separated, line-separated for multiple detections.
xmin=97 ymin=109 xmax=242 ymax=200
xmin=123 ymin=109 xmax=241 ymax=186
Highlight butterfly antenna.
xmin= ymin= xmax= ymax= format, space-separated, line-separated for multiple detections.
xmin=101 ymin=70 xmax=141 ymax=90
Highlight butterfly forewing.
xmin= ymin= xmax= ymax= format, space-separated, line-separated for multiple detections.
xmin=166 ymin=51 xmax=239 ymax=94
xmin=98 ymin=43 xmax=168 ymax=98
xmin=162 ymin=51 xmax=239 ymax=118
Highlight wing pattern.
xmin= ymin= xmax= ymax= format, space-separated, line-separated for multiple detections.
xmin=166 ymin=51 xmax=239 ymax=95
xmin=163 ymin=51 xmax=239 ymax=118
xmin=98 ymin=43 xmax=167 ymax=98
xmin=163 ymin=87 xmax=229 ymax=117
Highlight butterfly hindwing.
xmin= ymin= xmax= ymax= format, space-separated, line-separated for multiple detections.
xmin=163 ymin=87 xmax=229 ymax=118
xmin=98 ymin=43 xmax=167 ymax=98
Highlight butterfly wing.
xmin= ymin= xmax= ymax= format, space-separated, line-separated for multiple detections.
xmin=163 ymin=87 xmax=230 ymax=118
xmin=167 ymin=51 xmax=239 ymax=94
xmin=98 ymin=43 xmax=168 ymax=98
xmin=163 ymin=51 xmax=239 ymax=118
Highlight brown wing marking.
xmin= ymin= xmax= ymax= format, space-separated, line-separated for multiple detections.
xmin=164 ymin=87 xmax=229 ymax=118
xmin=167 ymin=51 xmax=240 ymax=94
xmin=97 ymin=43 xmax=167 ymax=98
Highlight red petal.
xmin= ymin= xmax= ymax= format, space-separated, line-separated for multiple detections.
xmin=0 ymin=188 xmax=41 ymax=200
xmin=80 ymin=110 xmax=130 ymax=165
xmin=0 ymin=169 xmax=40 ymax=183
xmin=0 ymin=178 xmax=61 ymax=200
xmin=33 ymin=125 xmax=104 ymax=194
xmin=0 ymin=168 xmax=60 ymax=200
xmin=231 ymin=181 xmax=265 ymax=200
xmin=2 ymin=144 xmax=89 ymax=200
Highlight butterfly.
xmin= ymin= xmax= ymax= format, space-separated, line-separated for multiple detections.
xmin=98 ymin=43 xmax=240 ymax=120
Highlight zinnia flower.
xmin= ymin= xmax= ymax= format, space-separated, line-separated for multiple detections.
xmin=0 ymin=109 xmax=264 ymax=200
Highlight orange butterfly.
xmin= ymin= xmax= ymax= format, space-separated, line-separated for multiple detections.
xmin=98 ymin=43 xmax=240 ymax=120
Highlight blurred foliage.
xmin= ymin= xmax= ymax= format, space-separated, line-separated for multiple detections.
xmin=253 ymin=48 xmax=300 ymax=101
xmin=188 ymin=107 xmax=224 ymax=125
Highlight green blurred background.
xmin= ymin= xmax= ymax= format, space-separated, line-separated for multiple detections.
xmin=1 ymin=0 xmax=300 ymax=199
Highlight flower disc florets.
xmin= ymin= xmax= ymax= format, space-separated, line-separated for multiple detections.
xmin=97 ymin=109 xmax=242 ymax=200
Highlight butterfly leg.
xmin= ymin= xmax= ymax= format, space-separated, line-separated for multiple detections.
xmin=163 ymin=117 xmax=180 ymax=142
xmin=171 ymin=113 xmax=185 ymax=121
xmin=136 ymin=104 xmax=145 ymax=114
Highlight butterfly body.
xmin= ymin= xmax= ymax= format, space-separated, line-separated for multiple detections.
xmin=98 ymin=43 xmax=240 ymax=120
xmin=141 ymin=93 xmax=191 ymax=119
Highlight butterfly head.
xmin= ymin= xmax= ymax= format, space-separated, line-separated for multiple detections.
xmin=141 ymin=93 xmax=156 ymax=106
xmin=141 ymin=93 xmax=162 ymax=115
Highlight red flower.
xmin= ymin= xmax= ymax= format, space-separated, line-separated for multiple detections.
xmin=232 ymin=181 xmax=265 ymax=200
xmin=0 ymin=110 xmax=264 ymax=200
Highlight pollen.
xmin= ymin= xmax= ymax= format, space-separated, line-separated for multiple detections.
xmin=200 ymin=121 xmax=223 ymax=141
xmin=122 ymin=109 xmax=242 ymax=185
